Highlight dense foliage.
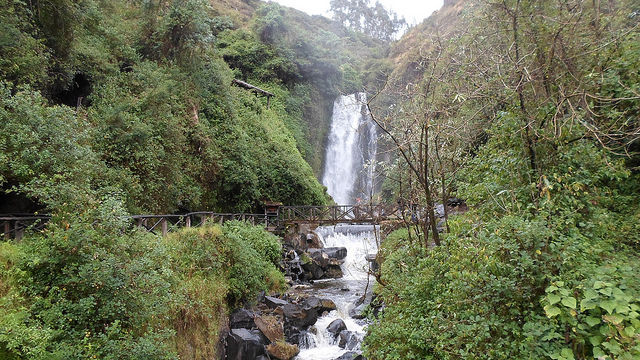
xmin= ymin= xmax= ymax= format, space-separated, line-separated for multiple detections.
xmin=1 ymin=0 xmax=388 ymax=214
xmin=0 ymin=205 xmax=285 ymax=359
xmin=365 ymin=0 xmax=640 ymax=359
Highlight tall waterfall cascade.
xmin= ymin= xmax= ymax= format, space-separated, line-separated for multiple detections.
xmin=322 ymin=93 xmax=377 ymax=204
xmin=293 ymin=93 xmax=380 ymax=360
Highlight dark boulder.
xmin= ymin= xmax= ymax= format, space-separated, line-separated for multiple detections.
xmin=324 ymin=247 xmax=347 ymax=260
xmin=307 ymin=248 xmax=347 ymax=268
xmin=230 ymin=308 xmax=255 ymax=329
xmin=283 ymin=303 xmax=318 ymax=343
xmin=302 ymin=261 xmax=324 ymax=279
xmin=326 ymin=319 xmax=347 ymax=339
xmin=283 ymin=303 xmax=318 ymax=329
xmin=265 ymin=296 xmax=289 ymax=309
xmin=304 ymin=296 xmax=337 ymax=314
xmin=334 ymin=352 xmax=364 ymax=360
xmin=324 ymin=265 xmax=344 ymax=278
xmin=338 ymin=330 xmax=360 ymax=350
xmin=226 ymin=328 xmax=268 ymax=360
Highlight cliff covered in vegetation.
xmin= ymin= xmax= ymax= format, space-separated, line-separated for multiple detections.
xmin=0 ymin=0 xmax=388 ymax=215
xmin=364 ymin=0 xmax=640 ymax=359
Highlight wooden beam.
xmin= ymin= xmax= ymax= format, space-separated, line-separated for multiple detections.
xmin=232 ymin=79 xmax=275 ymax=98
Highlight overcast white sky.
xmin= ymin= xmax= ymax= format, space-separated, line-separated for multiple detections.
xmin=268 ymin=0 xmax=444 ymax=26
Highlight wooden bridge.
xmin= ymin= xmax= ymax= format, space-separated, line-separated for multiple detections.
xmin=1 ymin=204 xmax=414 ymax=239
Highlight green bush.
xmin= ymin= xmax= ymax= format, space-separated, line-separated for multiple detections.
xmin=365 ymin=122 xmax=640 ymax=359
xmin=0 ymin=220 xmax=176 ymax=359
xmin=221 ymin=221 xmax=287 ymax=304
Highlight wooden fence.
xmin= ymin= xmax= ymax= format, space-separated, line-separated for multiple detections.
xmin=1 ymin=215 xmax=51 ymax=240
xmin=2 ymin=204 xmax=420 ymax=239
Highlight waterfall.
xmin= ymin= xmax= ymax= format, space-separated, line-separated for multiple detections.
xmin=322 ymin=93 xmax=377 ymax=205
xmin=292 ymin=94 xmax=380 ymax=360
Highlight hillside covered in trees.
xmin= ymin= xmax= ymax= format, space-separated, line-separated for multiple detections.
xmin=363 ymin=0 xmax=640 ymax=359
xmin=0 ymin=0 xmax=393 ymax=215
xmin=1 ymin=0 xmax=640 ymax=359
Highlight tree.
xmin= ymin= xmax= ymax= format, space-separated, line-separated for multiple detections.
xmin=330 ymin=0 xmax=407 ymax=41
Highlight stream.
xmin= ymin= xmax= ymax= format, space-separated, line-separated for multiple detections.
xmin=293 ymin=224 xmax=378 ymax=360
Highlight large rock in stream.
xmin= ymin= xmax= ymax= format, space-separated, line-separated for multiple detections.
xmin=226 ymin=328 xmax=269 ymax=360
xmin=326 ymin=319 xmax=347 ymax=339
xmin=304 ymin=296 xmax=337 ymax=314
xmin=300 ymin=247 xmax=347 ymax=280
xmin=307 ymin=247 xmax=347 ymax=268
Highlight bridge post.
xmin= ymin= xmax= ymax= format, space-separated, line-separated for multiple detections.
xmin=185 ymin=215 xmax=191 ymax=228
xmin=3 ymin=220 xmax=10 ymax=240
xmin=161 ymin=218 xmax=168 ymax=236
xmin=15 ymin=221 xmax=23 ymax=241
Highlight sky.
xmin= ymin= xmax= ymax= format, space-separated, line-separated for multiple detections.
xmin=268 ymin=0 xmax=445 ymax=26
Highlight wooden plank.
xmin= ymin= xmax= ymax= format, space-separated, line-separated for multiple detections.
xmin=232 ymin=79 xmax=275 ymax=97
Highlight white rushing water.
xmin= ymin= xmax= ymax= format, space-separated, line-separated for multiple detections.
xmin=294 ymin=225 xmax=378 ymax=360
xmin=321 ymin=93 xmax=377 ymax=205
xmin=294 ymin=93 xmax=380 ymax=360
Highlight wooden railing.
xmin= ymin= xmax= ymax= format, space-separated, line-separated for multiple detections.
xmin=278 ymin=204 xmax=403 ymax=224
xmin=2 ymin=205 xmax=417 ymax=239
xmin=131 ymin=212 xmax=279 ymax=236
xmin=1 ymin=215 xmax=51 ymax=240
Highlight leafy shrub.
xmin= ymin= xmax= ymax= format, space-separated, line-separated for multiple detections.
xmin=365 ymin=122 xmax=640 ymax=360
xmin=221 ymin=221 xmax=287 ymax=304
xmin=0 ymin=219 xmax=176 ymax=359
xmin=163 ymin=221 xmax=286 ymax=358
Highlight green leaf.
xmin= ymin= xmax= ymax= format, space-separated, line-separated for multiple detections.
xmin=615 ymin=304 xmax=631 ymax=314
xmin=592 ymin=346 xmax=606 ymax=358
xmin=560 ymin=348 xmax=575 ymax=360
xmin=593 ymin=281 xmax=605 ymax=289
xmin=589 ymin=335 xmax=603 ymax=346
xmin=581 ymin=299 xmax=597 ymax=311
xmin=600 ymin=324 xmax=613 ymax=336
xmin=545 ymin=304 xmax=562 ymax=318
xmin=622 ymin=326 xmax=636 ymax=337
xmin=562 ymin=296 xmax=577 ymax=309
xmin=602 ymin=340 xmax=622 ymax=355
xmin=546 ymin=285 xmax=559 ymax=293
xmin=548 ymin=294 xmax=561 ymax=305
xmin=601 ymin=300 xmax=617 ymax=314
xmin=584 ymin=289 xmax=599 ymax=301
xmin=586 ymin=316 xmax=601 ymax=327
xmin=599 ymin=287 xmax=613 ymax=297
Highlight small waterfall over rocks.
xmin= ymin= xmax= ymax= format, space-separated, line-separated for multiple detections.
xmin=322 ymin=93 xmax=377 ymax=205
xmin=293 ymin=225 xmax=377 ymax=360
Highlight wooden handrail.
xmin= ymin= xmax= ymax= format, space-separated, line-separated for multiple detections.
xmin=2 ymin=205 xmax=408 ymax=239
